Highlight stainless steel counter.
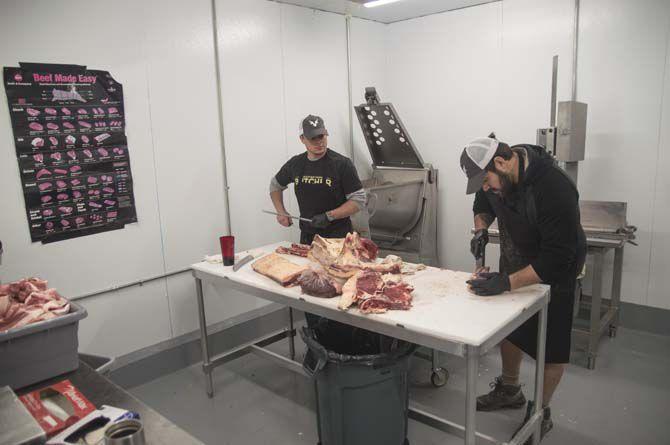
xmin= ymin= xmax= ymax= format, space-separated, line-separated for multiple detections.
xmin=15 ymin=360 xmax=204 ymax=445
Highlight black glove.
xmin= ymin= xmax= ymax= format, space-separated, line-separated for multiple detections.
xmin=310 ymin=213 xmax=330 ymax=229
xmin=470 ymin=228 xmax=489 ymax=259
xmin=467 ymin=272 xmax=511 ymax=296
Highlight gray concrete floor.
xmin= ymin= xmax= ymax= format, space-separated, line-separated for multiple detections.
xmin=129 ymin=327 xmax=670 ymax=444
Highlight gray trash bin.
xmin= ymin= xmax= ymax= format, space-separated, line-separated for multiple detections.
xmin=301 ymin=327 xmax=416 ymax=445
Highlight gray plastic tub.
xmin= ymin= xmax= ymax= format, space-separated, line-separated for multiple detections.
xmin=302 ymin=327 xmax=415 ymax=445
xmin=0 ymin=301 xmax=87 ymax=389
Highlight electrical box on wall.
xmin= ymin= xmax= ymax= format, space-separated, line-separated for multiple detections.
xmin=556 ymin=101 xmax=588 ymax=162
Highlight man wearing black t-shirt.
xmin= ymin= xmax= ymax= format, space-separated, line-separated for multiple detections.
xmin=269 ymin=114 xmax=366 ymax=244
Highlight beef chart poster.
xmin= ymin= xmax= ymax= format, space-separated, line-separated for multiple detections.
xmin=3 ymin=62 xmax=137 ymax=244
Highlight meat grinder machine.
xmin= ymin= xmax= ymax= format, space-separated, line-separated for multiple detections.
xmin=352 ymin=88 xmax=439 ymax=266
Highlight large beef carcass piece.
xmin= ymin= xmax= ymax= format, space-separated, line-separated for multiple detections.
xmin=339 ymin=271 xmax=414 ymax=313
xmin=296 ymin=269 xmax=343 ymax=298
xmin=0 ymin=278 xmax=71 ymax=332
xmin=251 ymin=253 xmax=308 ymax=287
xmin=275 ymin=243 xmax=310 ymax=258
xmin=309 ymin=232 xmax=401 ymax=279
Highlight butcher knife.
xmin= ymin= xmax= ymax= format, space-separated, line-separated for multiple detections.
xmin=262 ymin=209 xmax=312 ymax=223
xmin=233 ymin=254 xmax=254 ymax=272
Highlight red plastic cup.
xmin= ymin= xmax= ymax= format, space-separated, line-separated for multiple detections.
xmin=220 ymin=235 xmax=235 ymax=266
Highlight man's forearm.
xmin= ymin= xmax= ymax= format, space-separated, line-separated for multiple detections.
xmin=509 ymin=264 xmax=542 ymax=290
xmin=270 ymin=190 xmax=287 ymax=214
xmin=327 ymin=200 xmax=360 ymax=220
xmin=474 ymin=213 xmax=495 ymax=231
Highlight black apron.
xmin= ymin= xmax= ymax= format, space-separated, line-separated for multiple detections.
xmin=486 ymin=157 xmax=585 ymax=363
xmin=294 ymin=154 xmax=352 ymax=244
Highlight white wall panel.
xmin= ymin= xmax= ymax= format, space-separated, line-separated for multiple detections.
xmin=218 ymin=0 xmax=291 ymax=251
xmin=386 ymin=2 xmax=502 ymax=272
xmin=0 ymin=0 xmax=173 ymax=354
xmin=77 ymin=281 xmax=172 ymax=357
xmin=497 ymin=0 xmax=574 ymax=142
xmin=280 ymin=5 xmax=350 ymax=159
xmin=648 ymin=20 xmax=670 ymax=310
xmin=349 ymin=18 xmax=388 ymax=179
xmin=0 ymin=0 xmax=166 ymax=296
xmin=578 ymin=0 xmax=670 ymax=306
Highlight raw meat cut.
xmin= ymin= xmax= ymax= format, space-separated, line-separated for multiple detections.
xmin=33 ymin=154 xmax=44 ymax=163
xmin=102 ymin=187 xmax=114 ymax=194
xmin=83 ymin=149 xmax=93 ymax=158
xmin=36 ymin=168 xmax=52 ymax=179
xmin=97 ymin=148 xmax=109 ymax=157
xmin=57 ymin=193 xmax=68 ymax=200
xmin=26 ymin=108 xmax=40 ymax=117
xmin=31 ymin=137 xmax=44 ymax=147
xmin=75 ymin=217 xmax=85 ymax=224
xmin=61 ymin=107 xmax=71 ymax=115
xmin=47 ymin=123 xmax=59 ymax=130
xmin=70 ymin=165 xmax=82 ymax=173
xmin=65 ymin=135 xmax=76 ymax=144
xmin=59 ymin=206 xmax=73 ymax=215
xmin=49 ymin=136 xmax=59 ymax=146
xmin=70 ymin=179 xmax=81 ymax=186
xmin=107 ymin=212 xmax=117 ymax=218
xmin=94 ymin=133 xmax=110 ymax=143
xmin=42 ymin=209 xmax=53 ymax=217
xmin=276 ymin=243 xmax=310 ymax=257
xmin=41 ymin=195 xmax=52 ymax=204
xmin=297 ymin=269 xmax=342 ymax=298
xmin=339 ymin=271 xmax=413 ymax=313
xmin=309 ymin=233 xmax=401 ymax=279
xmin=103 ymin=200 xmax=116 ymax=206
xmin=45 ymin=108 xmax=57 ymax=115
xmin=88 ymin=201 xmax=102 ymax=209
xmin=61 ymin=219 xmax=70 ymax=227
xmin=50 ymin=153 xmax=62 ymax=161
xmin=79 ymin=121 xmax=91 ymax=128
xmin=63 ymin=122 xmax=75 ymax=129
xmin=251 ymin=253 xmax=308 ymax=287
xmin=66 ymin=150 xmax=77 ymax=160
xmin=108 ymin=107 xmax=118 ymax=114
xmin=81 ymin=135 xmax=90 ymax=144
xmin=77 ymin=108 xmax=88 ymax=115
xmin=56 ymin=180 xmax=67 ymax=189
xmin=73 ymin=191 xmax=82 ymax=199
xmin=38 ymin=182 xmax=53 ymax=191
xmin=87 ymin=176 xmax=98 ymax=184
xmin=29 ymin=122 xmax=44 ymax=131
xmin=53 ymin=168 xmax=68 ymax=175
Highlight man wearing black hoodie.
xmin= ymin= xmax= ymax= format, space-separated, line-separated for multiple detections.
xmin=460 ymin=136 xmax=586 ymax=443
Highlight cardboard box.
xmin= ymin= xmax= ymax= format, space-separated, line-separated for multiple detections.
xmin=19 ymin=379 xmax=96 ymax=437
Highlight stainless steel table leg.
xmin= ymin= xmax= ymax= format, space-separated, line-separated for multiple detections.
xmin=588 ymin=248 xmax=604 ymax=370
xmin=288 ymin=307 xmax=296 ymax=361
xmin=195 ymin=277 xmax=214 ymax=398
xmin=465 ymin=345 xmax=479 ymax=445
xmin=610 ymin=245 xmax=624 ymax=338
xmin=532 ymin=305 xmax=548 ymax=445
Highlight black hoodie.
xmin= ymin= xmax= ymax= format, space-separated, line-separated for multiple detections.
xmin=473 ymin=145 xmax=586 ymax=285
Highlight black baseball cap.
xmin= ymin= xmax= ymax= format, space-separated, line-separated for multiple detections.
xmin=300 ymin=115 xmax=328 ymax=139
xmin=460 ymin=136 xmax=502 ymax=194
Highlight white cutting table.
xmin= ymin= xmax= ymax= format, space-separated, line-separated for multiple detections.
xmin=191 ymin=242 xmax=550 ymax=445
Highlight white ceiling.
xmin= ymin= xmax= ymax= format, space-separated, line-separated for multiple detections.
xmin=271 ymin=0 xmax=500 ymax=24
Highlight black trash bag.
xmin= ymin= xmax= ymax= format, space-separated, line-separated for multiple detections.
xmin=301 ymin=326 xmax=417 ymax=377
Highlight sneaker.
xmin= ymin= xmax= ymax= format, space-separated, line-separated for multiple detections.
xmin=510 ymin=401 xmax=553 ymax=444
xmin=476 ymin=376 xmax=527 ymax=411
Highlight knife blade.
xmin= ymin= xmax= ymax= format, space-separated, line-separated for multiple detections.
xmin=233 ymin=254 xmax=254 ymax=272
xmin=262 ymin=210 xmax=312 ymax=223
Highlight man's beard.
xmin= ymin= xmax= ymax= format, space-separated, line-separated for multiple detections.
xmin=494 ymin=168 xmax=518 ymax=199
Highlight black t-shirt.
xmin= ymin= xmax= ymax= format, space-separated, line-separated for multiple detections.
xmin=275 ymin=149 xmax=362 ymax=234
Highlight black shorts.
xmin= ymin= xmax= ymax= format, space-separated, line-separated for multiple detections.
xmin=506 ymin=279 xmax=576 ymax=364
